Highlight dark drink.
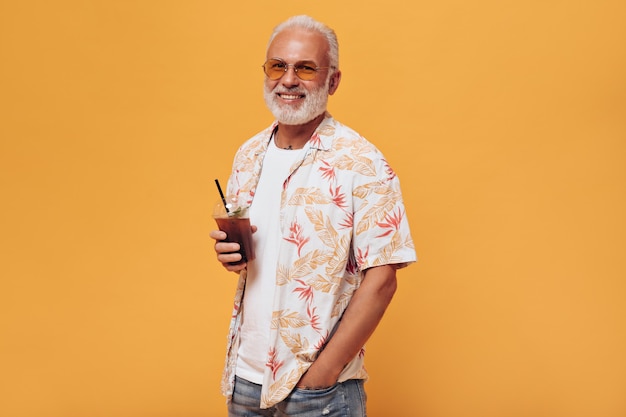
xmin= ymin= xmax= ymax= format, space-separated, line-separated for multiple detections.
xmin=215 ymin=216 xmax=255 ymax=265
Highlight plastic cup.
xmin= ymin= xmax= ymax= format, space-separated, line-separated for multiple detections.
xmin=212 ymin=196 xmax=255 ymax=265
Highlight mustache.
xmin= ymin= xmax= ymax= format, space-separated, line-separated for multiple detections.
xmin=272 ymin=86 xmax=307 ymax=95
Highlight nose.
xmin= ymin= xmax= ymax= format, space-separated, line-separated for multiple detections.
xmin=280 ymin=66 xmax=300 ymax=87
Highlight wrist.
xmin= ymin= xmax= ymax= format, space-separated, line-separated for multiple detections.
xmin=297 ymin=361 xmax=340 ymax=389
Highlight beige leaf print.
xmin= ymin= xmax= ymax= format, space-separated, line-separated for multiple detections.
xmin=262 ymin=369 xmax=302 ymax=408
xmin=353 ymin=180 xmax=388 ymax=200
xmin=373 ymin=231 xmax=415 ymax=265
xmin=325 ymin=234 xmax=351 ymax=277
xmin=403 ymin=234 xmax=416 ymax=250
xmin=353 ymin=140 xmax=376 ymax=156
xmin=316 ymin=124 xmax=336 ymax=137
xmin=280 ymin=329 xmax=310 ymax=353
xmin=344 ymin=273 xmax=360 ymax=288
xmin=307 ymin=274 xmax=339 ymax=294
xmin=356 ymin=191 xmax=402 ymax=235
xmin=305 ymin=208 xmax=338 ymax=249
xmin=286 ymin=249 xmax=331 ymax=281
xmin=332 ymin=290 xmax=355 ymax=318
xmin=271 ymin=310 xmax=309 ymax=329
xmin=304 ymin=207 xmax=329 ymax=232
xmin=334 ymin=154 xmax=377 ymax=177
xmin=305 ymin=208 xmax=353 ymax=263
xmin=276 ymin=263 xmax=290 ymax=286
xmin=234 ymin=137 xmax=264 ymax=170
xmin=288 ymin=188 xmax=333 ymax=205
xmin=335 ymin=137 xmax=374 ymax=155
xmin=333 ymin=137 xmax=353 ymax=151
xmin=374 ymin=230 xmax=401 ymax=264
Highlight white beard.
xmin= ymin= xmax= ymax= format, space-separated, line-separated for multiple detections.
xmin=264 ymin=77 xmax=330 ymax=125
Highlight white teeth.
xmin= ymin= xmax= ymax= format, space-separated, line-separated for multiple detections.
xmin=281 ymin=94 xmax=301 ymax=100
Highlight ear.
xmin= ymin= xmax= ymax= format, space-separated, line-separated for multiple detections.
xmin=328 ymin=70 xmax=342 ymax=95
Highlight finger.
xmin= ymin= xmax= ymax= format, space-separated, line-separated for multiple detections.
xmin=209 ymin=229 xmax=227 ymax=241
xmin=214 ymin=242 xmax=240 ymax=255
xmin=217 ymin=252 xmax=243 ymax=264
xmin=223 ymin=262 xmax=247 ymax=273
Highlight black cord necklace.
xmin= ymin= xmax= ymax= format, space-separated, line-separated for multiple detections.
xmin=271 ymin=126 xmax=294 ymax=150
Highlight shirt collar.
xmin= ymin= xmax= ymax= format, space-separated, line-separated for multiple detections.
xmin=266 ymin=112 xmax=335 ymax=152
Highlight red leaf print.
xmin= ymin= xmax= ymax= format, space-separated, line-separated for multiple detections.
xmin=294 ymin=279 xmax=314 ymax=305
xmin=338 ymin=212 xmax=353 ymax=229
xmin=383 ymin=159 xmax=397 ymax=181
xmin=319 ymin=160 xmax=336 ymax=182
xmin=376 ymin=208 xmax=404 ymax=238
xmin=356 ymin=247 xmax=369 ymax=267
xmin=330 ymin=185 xmax=347 ymax=209
xmin=307 ymin=305 xmax=321 ymax=332
xmin=310 ymin=133 xmax=322 ymax=148
xmin=314 ymin=330 xmax=330 ymax=350
xmin=265 ymin=347 xmax=284 ymax=380
xmin=346 ymin=253 xmax=358 ymax=275
xmin=283 ymin=220 xmax=310 ymax=256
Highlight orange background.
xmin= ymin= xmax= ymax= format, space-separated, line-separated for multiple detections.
xmin=1 ymin=1 xmax=625 ymax=416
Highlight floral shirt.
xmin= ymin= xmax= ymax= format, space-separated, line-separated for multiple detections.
xmin=221 ymin=113 xmax=416 ymax=408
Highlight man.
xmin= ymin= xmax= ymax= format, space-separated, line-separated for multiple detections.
xmin=210 ymin=15 xmax=416 ymax=416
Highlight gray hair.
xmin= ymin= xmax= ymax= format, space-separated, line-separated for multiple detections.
xmin=267 ymin=15 xmax=339 ymax=69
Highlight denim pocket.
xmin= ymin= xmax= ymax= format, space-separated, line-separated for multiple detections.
xmin=293 ymin=382 xmax=340 ymax=395
xmin=279 ymin=383 xmax=345 ymax=416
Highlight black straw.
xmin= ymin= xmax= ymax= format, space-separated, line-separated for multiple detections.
xmin=214 ymin=179 xmax=230 ymax=214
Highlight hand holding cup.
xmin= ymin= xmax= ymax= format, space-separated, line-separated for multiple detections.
xmin=212 ymin=180 xmax=255 ymax=269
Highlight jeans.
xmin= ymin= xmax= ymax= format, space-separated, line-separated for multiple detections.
xmin=228 ymin=375 xmax=367 ymax=417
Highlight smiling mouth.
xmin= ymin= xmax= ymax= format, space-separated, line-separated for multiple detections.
xmin=277 ymin=93 xmax=305 ymax=100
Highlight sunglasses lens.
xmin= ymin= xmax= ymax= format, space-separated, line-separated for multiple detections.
xmin=262 ymin=59 xmax=323 ymax=80
xmin=294 ymin=63 xmax=317 ymax=80
xmin=263 ymin=59 xmax=286 ymax=80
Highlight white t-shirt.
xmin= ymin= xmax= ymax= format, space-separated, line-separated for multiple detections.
xmin=235 ymin=137 xmax=306 ymax=384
